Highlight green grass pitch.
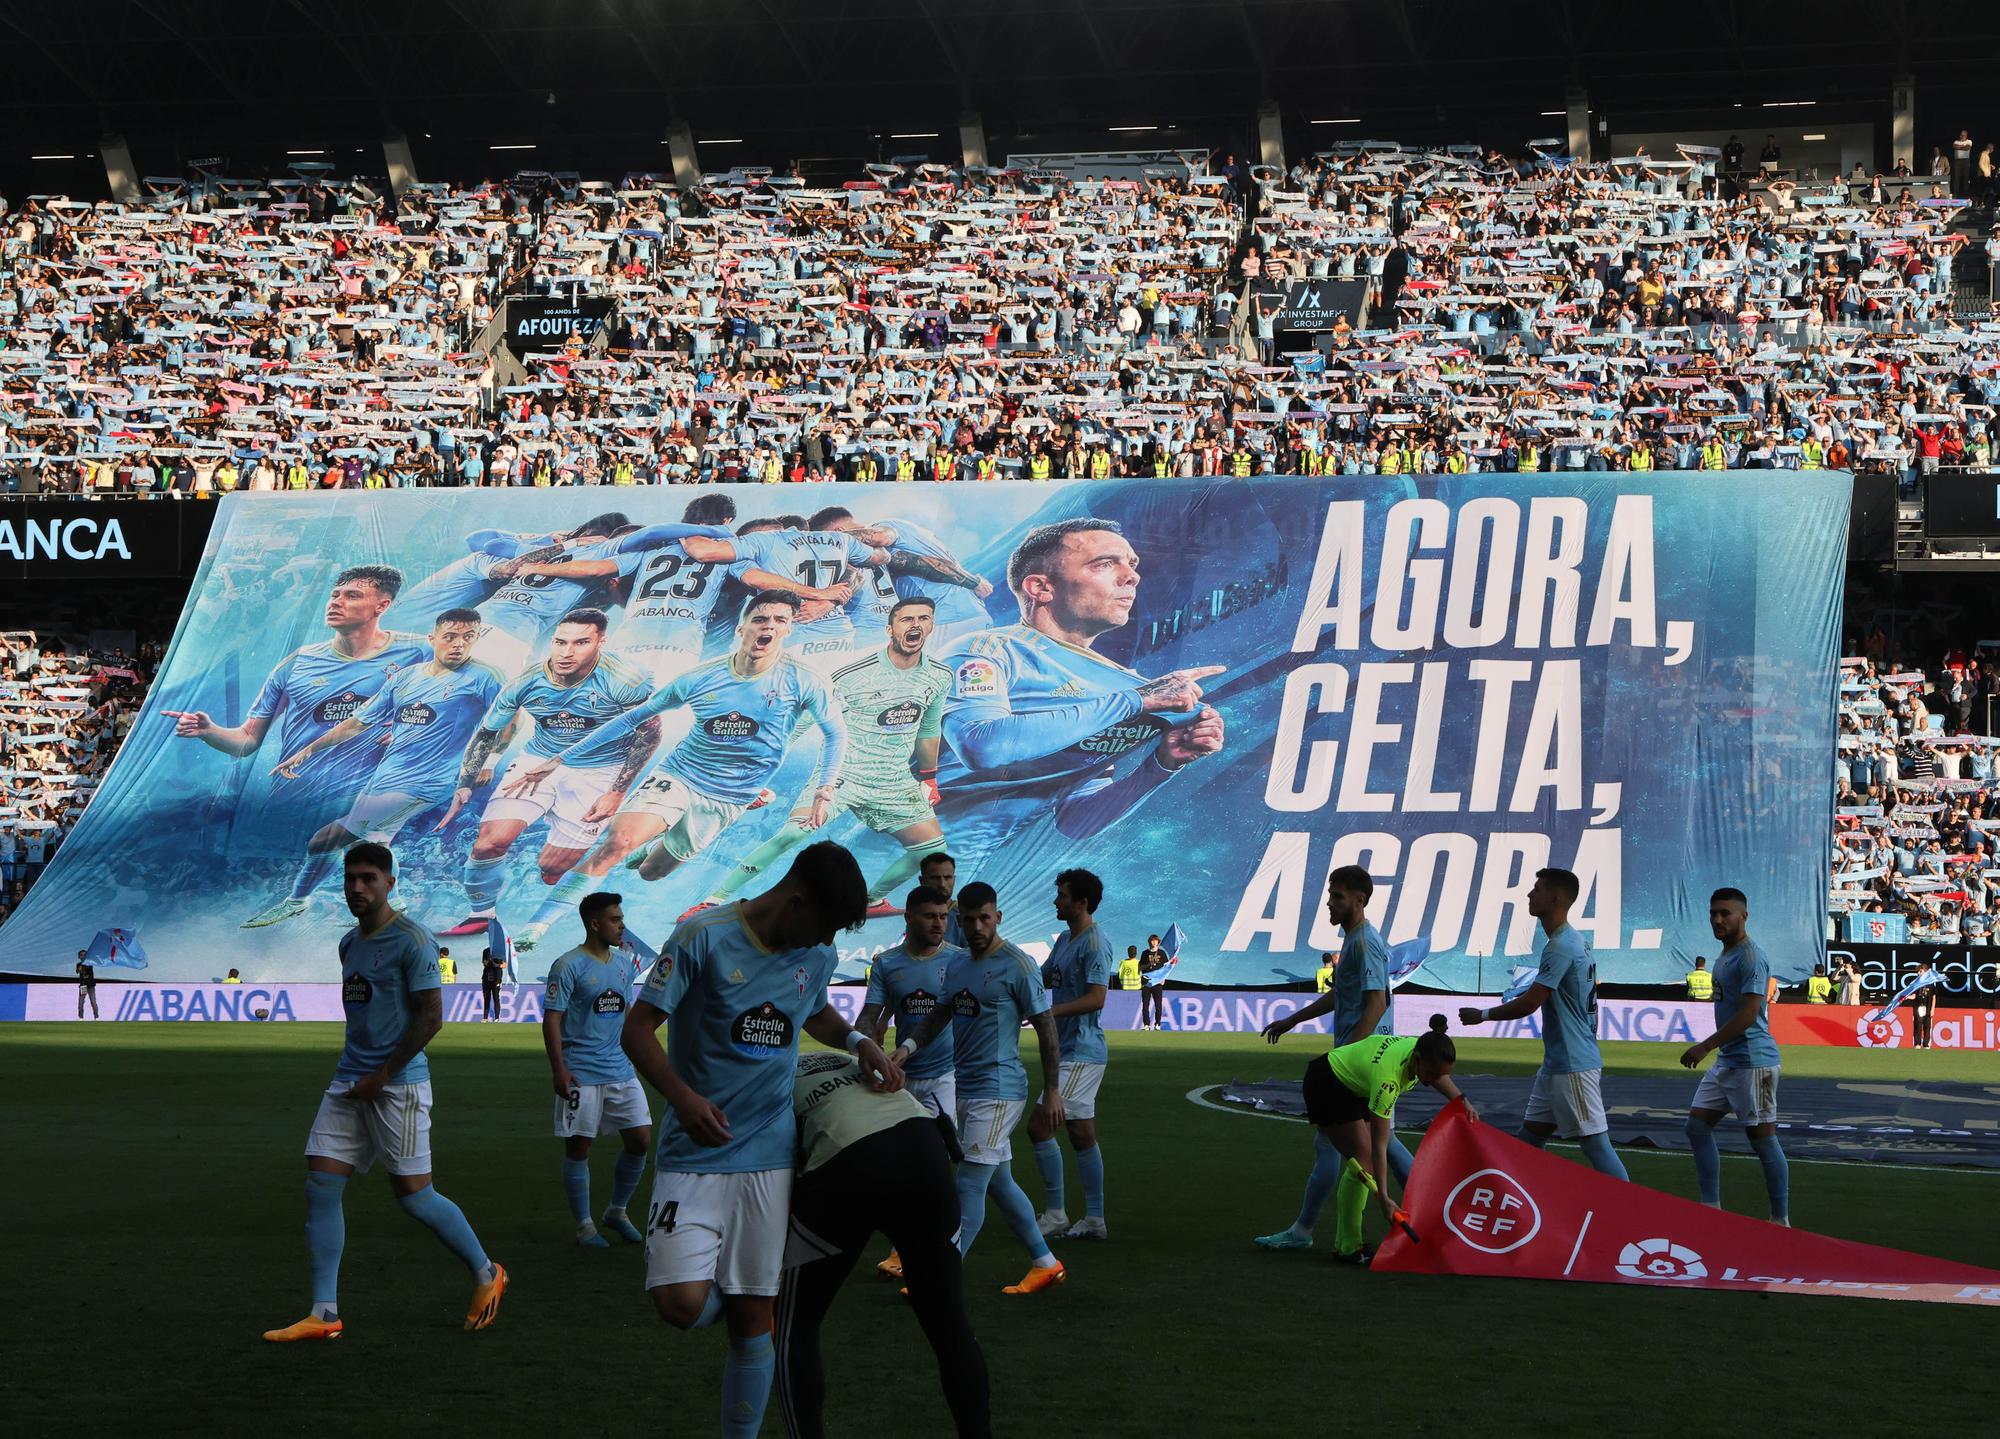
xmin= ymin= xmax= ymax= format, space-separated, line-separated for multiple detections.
xmin=2 ymin=1025 xmax=1996 ymax=1435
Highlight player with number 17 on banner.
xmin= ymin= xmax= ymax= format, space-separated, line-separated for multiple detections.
xmin=619 ymin=841 xmax=900 ymax=1439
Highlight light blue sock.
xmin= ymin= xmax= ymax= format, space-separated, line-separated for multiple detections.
xmin=691 ymin=1286 xmax=724 ymax=1329
xmin=721 ymin=1333 xmax=775 ymax=1438
xmin=461 ymin=854 xmax=507 ymax=913
xmin=528 ymin=869 xmax=596 ymax=933
xmin=1515 ymin=1127 xmax=1550 ymax=1150
xmin=1294 ymin=1133 xmax=1343 ymax=1233
xmin=1032 ymin=1138 xmax=1065 ymax=1213
xmin=397 ymin=1184 xmax=492 ymax=1275
xmin=988 ymin=1163 xmax=1054 ymax=1262
xmin=290 ymin=850 xmax=339 ymax=901
xmin=1687 ymin=1116 xmax=1722 ymax=1205
xmin=305 ymin=1171 xmax=347 ymax=1317
xmin=1077 ymin=1143 xmax=1105 ymax=1219
xmin=1576 ymin=1132 xmax=1629 ymax=1182
xmin=955 ymin=1161 xmax=996 ymax=1255
xmin=1388 ymin=1134 xmax=1415 ymax=1186
xmin=1749 ymin=1132 xmax=1790 ymax=1223
xmin=562 ymin=1157 xmax=590 ymax=1222
xmin=610 ymin=1150 xmax=645 ymax=1210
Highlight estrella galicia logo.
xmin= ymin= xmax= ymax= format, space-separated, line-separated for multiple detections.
xmin=900 ymin=988 xmax=938 ymax=1019
xmin=876 ymin=699 xmax=922 ymax=730
xmin=950 ymin=988 xmax=980 ymax=1018
xmin=395 ymin=700 xmax=438 ymax=728
xmin=592 ymin=989 xmax=626 ymax=1016
xmin=313 ymin=688 xmax=370 ymax=725
xmin=731 ymin=1002 xmax=794 ymax=1057
xmin=342 ymin=974 xmax=373 ymax=1005
xmin=704 ymin=711 xmax=759 ymax=740
xmin=543 ymin=710 xmax=597 ymax=738
xmin=1078 ymin=718 xmax=1163 ymax=756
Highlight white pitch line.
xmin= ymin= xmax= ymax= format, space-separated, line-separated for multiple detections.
xmin=1186 ymin=1085 xmax=2000 ymax=1176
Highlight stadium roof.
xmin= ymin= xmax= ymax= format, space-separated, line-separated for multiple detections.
xmin=4 ymin=0 xmax=1999 ymax=185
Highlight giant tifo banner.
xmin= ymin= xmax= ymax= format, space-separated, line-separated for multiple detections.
xmin=0 ymin=476 xmax=1845 ymax=984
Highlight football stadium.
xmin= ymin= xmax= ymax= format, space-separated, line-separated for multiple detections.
xmin=5 ymin=2 xmax=2000 ymax=1433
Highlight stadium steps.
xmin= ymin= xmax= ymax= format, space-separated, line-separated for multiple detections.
xmin=1896 ymin=501 xmax=1928 ymax=560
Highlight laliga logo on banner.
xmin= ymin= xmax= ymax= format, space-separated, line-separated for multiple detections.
xmin=1442 ymin=1168 xmax=1542 ymax=1253
xmin=1616 ymin=1237 xmax=1708 ymax=1281
xmin=1857 ymin=1012 xmax=1905 ymax=1048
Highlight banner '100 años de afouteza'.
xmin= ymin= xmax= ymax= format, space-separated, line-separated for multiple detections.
xmin=0 ymin=476 xmax=1844 ymax=985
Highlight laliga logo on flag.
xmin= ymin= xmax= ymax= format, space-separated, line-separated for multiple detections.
xmin=1442 ymin=1168 xmax=1542 ymax=1254
xmin=1615 ymin=1238 xmax=1708 ymax=1281
xmin=1857 ymin=1012 xmax=1904 ymax=1048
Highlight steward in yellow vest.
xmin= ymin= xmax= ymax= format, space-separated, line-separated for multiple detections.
xmin=1686 ymin=960 xmax=1714 ymax=1000
xmin=1119 ymin=950 xmax=1143 ymax=990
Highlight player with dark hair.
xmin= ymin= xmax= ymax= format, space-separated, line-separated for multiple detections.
xmin=505 ymin=592 xmax=847 ymax=945
xmin=263 ymin=842 xmax=505 ymax=1341
xmin=1029 ymin=867 xmax=1115 ymax=1242
xmin=168 ymin=565 xmax=430 ymax=835
xmin=1255 ymin=1017 xmax=1467 ymax=1266
xmin=542 ymin=890 xmax=653 ymax=1247
xmin=932 ymin=517 xmax=1226 ymax=899
xmin=897 ymin=879 xmax=1067 ymax=1294
xmin=1680 ymin=887 xmax=1790 ymax=1226
xmin=703 ymin=595 xmax=952 ymax=916
xmin=247 ymin=608 xmax=502 ymax=928
xmin=1459 ymin=868 xmax=1629 ymax=1179
xmin=621 ymin=841 xmax=900 ymax=1439
xmin=1255 ymin=865 xmax=1414 ymax=1249
xmin=480 ymin=945 xmax=505 ymax=1022
xmin=920 ymin=849 xmax=965 ymax=948
xmin=809 ymin=508 xmax=996 ymax=647
xmin=725 ymin=515 xmax=890 ymax=681
xmin=774 ymin=1050 xmax=991 ymax=1438
xmin=438 ymin=608 xmax=656 ymax=939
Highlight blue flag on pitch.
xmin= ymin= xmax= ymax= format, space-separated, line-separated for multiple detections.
xmin=1868 ymin=966 xmax=1943 ymax=1022
xmin=1162 ymin=924 xmax=1186 ymax=958
xmin=1388 ymin=937 xmax=1432 ymax=989
xmin=619 ymin=930 xmax=659 ymax=988
xmin=1500 ymin=965 xmax=1538 ymax=1002
xmin=484 ymin=916 xmax=516 ymax=982
xmin=85 ymin=927 xmax=148 ymax=970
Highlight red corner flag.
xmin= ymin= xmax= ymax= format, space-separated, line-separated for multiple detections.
xmin=1373 ymin=1100 xmax=2000 ymax=1308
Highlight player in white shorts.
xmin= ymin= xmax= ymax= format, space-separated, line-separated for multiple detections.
xmin=620 ymin=841 xmax=899 ymax=1438
xmin=1030 ymin=868 xmax=1115 ymax=1241
xmin=542 ymin=890 xmax=654 ymax=1248
xmin=1680 ymin=887 xmax=1790 ymax=1225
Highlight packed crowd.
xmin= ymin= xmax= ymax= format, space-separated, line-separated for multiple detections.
xmin=0 ymin=141 xmax=1996 ymax=493
xmin=1832 ymin=617 xmax=2000 ymax=945
xmin=0 ymin=635 xmax=159 ymax=927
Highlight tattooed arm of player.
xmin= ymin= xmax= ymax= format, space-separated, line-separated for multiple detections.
xmin=580 ymin=718 xmax=663 ymax=824
xmin=885 ymin=550 xmax=987 ymax=592
xmin=435 ymin=726 xmax=509 ymax=829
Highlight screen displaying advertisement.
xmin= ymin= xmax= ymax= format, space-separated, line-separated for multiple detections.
xmin=0 ymin=474 xmax=1845 ymax=986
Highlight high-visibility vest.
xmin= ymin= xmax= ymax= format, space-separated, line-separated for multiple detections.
xmin=1519 ymin=445 xmax=1541 ymax=472
xmin=1686 ymin=969 xmax=1714 ymax=1000
xmin=1381 ymin=449 xmax=1403 ymax=474
xmin=286 ymin=464 xmax=310 ymax=490
xmin=613 ymin=461 xmax=636 ymax=485
xmin=975 ymin=456 xmax=997 ymax=481
xmin=1629 ymin=444 xmax=1653 ymax=471
xmin=1701 ymin=442 xmax=1726 ymax=470
xmin=1801 ymin=439 xmax=1825 ymax=470
xmin=1232 ymin=450 xmax=1253 ymax=477
xmin=853 ymin=457 xmax=878 ymax=483
xmin=1153 ymin=454 xmax=1169 ymax=478
xmin=933 ymin=454 xmax=956 ymax=482
xmin=896 ymin=457 xmax=916 ymax=483
xmin=1119 ymin=956 xmax=1142 ymax=990
xmin=438 ymin=956 xmax=456 ymax=984
xmin=763 ymin=455 xmax=783 ymax=483
xmin=1807 ymin=974 xmax=1833 ymax=1003
xmin=1315 ymin=964 xmax=1335 ymax=994
xmin=1029 ymin=453 xmax=1052 ymax=480
xmin=1444 ymin=452 xmax=1466 ymax=473
xmin=1090 ymin=451 xmax=1112 ymax=479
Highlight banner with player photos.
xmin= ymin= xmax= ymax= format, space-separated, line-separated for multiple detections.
xmin=0 ymin=474 xmax=1846 ymax=986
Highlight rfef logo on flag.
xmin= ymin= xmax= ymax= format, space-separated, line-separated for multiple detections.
xmin=1442 ymin=1168 xmax=1542 ymax=1254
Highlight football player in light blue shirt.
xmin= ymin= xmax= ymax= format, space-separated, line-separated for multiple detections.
xmin=1254 ymin=866 xmax=1415 ymax=1252
xmin=168 ymin=564 xmax=431 ymax=830
xmin=727 ymin=516 xmax=887 ymax=677
xmin=809 ymin=506 xmax=995 ymax=644
xmin=245 ymin=608 xmax=502 ymax=929
xmin=509 ymin=593 xmax=847 ymax=939
xmin=858 ymin=885 xmax=965 ymax=1116
xmin=900 ymin=880 xmax=1068 ymax=1294
xmin=1459 ymin=868 xmax=1629 ymax=1179
xmin=542 ymin=891 xmax=653 ymax=1248
xmin=439 ymin=609 xmax=657 ymax=940
xmin=265 ymin=841 xmax=504 ymax=1343
xmin=1680 ymin=887 xmax=1790 ymax=1225
xmin=1028 ymin=868 xmax=1116 ymax=1241
xmin=620 ymin=841 xmax=898 ymax=1439
xmin=933 ymin=519 xmax=1226 ymax=908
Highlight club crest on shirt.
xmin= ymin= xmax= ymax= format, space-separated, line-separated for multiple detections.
xmin=794 ymin=965 xmax=811 ymax=996
xmin=731 ymin=1002 xmax=794 ymax=1057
